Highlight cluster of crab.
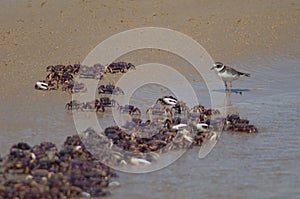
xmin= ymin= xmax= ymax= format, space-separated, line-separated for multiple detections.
xmin=34 ymin=62 xmax=134 ymax=93
xmin=68 ymin=96 xmax=258 ymax=167
xmin=117 ymin=96 xmax=258 ymax=134
xmin=65 ymin=97 xmax=117 ymax=112
xmin=76 ymin=126 xmax=194 ymax=167
xmin=0 ymin=135 xmax=119 ymax=198
xmin=78 ymin=62 xmax=135 ymax=78
xmin=34 ymin=64 xmax=79 ymax=91
xmin=65 ymin=98 xmax=142 ymax=115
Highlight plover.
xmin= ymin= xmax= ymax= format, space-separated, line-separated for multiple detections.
xmin=211 ymin=62 xmax=250 ymax=93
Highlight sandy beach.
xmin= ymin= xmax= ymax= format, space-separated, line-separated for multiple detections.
xmin=1 ymin=0 xmax=299 ymax=89
xmin=1 ymin=0 xmax=299 ymax=129
xmin=0 ymin=0 xmax=298 ymax=93
xmin=0 ymin=0 xmax=300 ymax=198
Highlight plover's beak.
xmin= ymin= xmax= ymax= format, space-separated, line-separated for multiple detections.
xmin=210 ymin=66 xmax=215 ymax=70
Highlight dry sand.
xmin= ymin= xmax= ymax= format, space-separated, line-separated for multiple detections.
xmin=0 ymin=0 xmax=299 ymax=95
xmin=0 ymin=0 xmax=299 ymax=149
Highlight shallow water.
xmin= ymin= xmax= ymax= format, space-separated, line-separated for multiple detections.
xmin=109 ymin=58 xmax=300 ymax=199
xmin=1 ymin=57 xmax=300 ymax=198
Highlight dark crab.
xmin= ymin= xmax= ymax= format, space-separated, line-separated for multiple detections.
xmin=98 ymin=84 xmax=124 ymax=95
xmin=226 ymin=123 xmax=258 ymax=133
xmin=64 ymin=64 xmax=80 ymax=74
xmin=94 ymin=99 xmax=105 ymax=112
xmin=65 ymin=100 xmax=82 ymax=110
xmin=226 ymin=114 xmax=249 ymax=125
xmin=81 ymin=101 xmax=96 ymax=111
xmin=131 ymin=118 xmax=151 ymax=127
xmin=105 ymin=62 xmax=135 ymax=73
xmin=79 ymin=65 xmax=104 ymax=79
xmin=46 ymin=64 xmax=65 ymax=73
xmin=118 ymin=104 xmax=141 ymax=117
xmin=146 ymin=104 xmax=169 ymax=116
xmin=99 ymin=97 xmax=116 ymax=107
xmin=204 ymin=109 xmax=221 ymax=116
xmin=163 ymin=117 xmax=183 ymax=130
xmin=190 ymin=104 xmax=206 ymax=114
xmin=93 ymin=63 xmax=106 ymax=73
xmin=74 ymin=82 xmax=86 ymax=93
xmin=9 ymin=142 xmax=31 ymax=159
xmin=171 ymin=103 xmax=182 ymax=114
xmin=60 ymin=72 xmax=74 ymax=84
xmin=81 ymin=100 xmax=105 ymax=112
xmin=65 ymin=82 xmax=86 ymax=93
xmin=46 ymin=72 xmax=61 ymax=82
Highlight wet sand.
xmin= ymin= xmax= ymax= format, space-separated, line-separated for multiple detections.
xmin=1 ymin=0 xmax=300 ymax=198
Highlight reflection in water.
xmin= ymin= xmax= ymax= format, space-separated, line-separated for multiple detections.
xmin=226 ymin=94 xmax=232 ymax=107
xmin=212 ymin=88 xmax=252 ymax=107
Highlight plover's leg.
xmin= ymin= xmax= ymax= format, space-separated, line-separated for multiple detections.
xmin=230 ymin=82 xmax=233 ymax=93
xmin=224 ymin=81 xmax=228 ymax=92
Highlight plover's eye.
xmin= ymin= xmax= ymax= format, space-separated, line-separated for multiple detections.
xmin=214 ymin=62 xmax=223 ymax=68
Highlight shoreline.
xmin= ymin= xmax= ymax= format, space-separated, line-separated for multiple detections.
xmin=0 ymin=0 xmax=299 ymax=152
xmin=1 ymin=2 xmax=300 ymax=198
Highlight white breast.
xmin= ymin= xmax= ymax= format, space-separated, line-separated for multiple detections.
xmin=219 ymin=71 xmax=239 ymax=82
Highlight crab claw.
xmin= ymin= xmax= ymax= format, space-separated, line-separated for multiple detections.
xmin=183 ymin=134 xmax=194 ymax=143
xmin=130 ymin=157 xmax=151 ymax=165
xmin=172 ymin=123 xmax=188 ymax=130
xmin=207 ymin=132 xmax=218 ymax=141
xmin=196 ymin=123 xmax=209 ymax=132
